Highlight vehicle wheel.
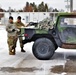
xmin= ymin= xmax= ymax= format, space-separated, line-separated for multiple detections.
xmin=32 ymin=38 xmax=55 ymax=60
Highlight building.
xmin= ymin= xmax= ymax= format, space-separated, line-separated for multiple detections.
xmin=0 ymin=8 xmax=4 ymax=20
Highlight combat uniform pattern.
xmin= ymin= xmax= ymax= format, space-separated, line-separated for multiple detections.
xmin=6 ymin=23 xmax=17 ymax=55
xmin=15 ymin=22 xmax=25 ymax=48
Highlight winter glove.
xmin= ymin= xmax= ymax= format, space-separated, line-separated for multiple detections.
xmin=12 ymin=29 xmax=15 ymax=32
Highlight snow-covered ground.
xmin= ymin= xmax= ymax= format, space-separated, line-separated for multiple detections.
xmin=0 ymin=26 xmax=76 ymax=75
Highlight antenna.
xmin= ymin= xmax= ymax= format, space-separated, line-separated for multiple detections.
xmin=70 ymin=0 xmax=73 ymax=12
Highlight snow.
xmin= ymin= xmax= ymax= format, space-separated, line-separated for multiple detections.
xmin=0 ymin=26 xmax=76 ymax=75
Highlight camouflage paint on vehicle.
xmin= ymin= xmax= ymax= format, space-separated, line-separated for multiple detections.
xmin=36 ymin=29 xmax=48 ymax=34
xmin=66 ymin=37 xmax=76 ymax=44
xmin=20 ymin=13 xmax=76 ymax=49
xmin=21 ymin=28 xmax=48 ymax=34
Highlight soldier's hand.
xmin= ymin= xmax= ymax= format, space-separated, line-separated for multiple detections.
xmin=26 ymin=24 xmax=29 ymax=27
xmin=12 ymin=29 xmax=15 ymax=32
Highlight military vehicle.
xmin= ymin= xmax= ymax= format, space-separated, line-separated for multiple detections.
xmin=20 ymin=13 xmax=76 ymax=60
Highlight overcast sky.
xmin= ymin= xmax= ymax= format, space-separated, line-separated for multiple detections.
xmin=0 ymin=0 xmax=76 ymax=11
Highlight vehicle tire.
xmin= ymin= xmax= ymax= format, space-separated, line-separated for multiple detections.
xmin=32 ymin=38 xmax=55 ymax=60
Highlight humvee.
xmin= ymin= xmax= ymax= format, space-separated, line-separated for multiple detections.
xmin=20 ymin=13 xmax=76 ymax=60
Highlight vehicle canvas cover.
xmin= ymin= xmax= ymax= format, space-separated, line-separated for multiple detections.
xmin=37 ymin=17 xmax=54 ymax=31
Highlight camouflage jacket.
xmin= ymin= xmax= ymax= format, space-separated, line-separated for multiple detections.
xmin=15 ymin=21 xmax=25 ymax=29
xmin=6 ymin=22 xmax=17 ymax=36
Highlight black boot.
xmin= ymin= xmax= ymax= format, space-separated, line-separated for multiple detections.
xmin=21 ymin=47 xmax=26 ymax=52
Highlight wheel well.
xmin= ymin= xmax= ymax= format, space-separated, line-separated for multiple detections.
xmin=31 ymin=34 xmax=58 ymax=49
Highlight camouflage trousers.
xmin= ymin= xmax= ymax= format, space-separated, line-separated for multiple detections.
xmin=7 ymin=36 xmax=17 ymax=54
xmin=14 ymin=34 xmax=23 ymax=48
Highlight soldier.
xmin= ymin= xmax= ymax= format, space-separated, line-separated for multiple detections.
xmin=6 ymin=16 xmax=17 ymax=55
xmin=15 ymin=16 xmax=26 ymax=52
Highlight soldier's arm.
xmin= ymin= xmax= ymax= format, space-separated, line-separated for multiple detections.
xmin=21 ymin=22 xmax=25 ymax=27
xmin=21 ymin=22 xmax=29 ymax=27
xmin=25 ymin=24 xmax=29 ymax=27
xmin=6 ymin=25 xmax=12 ymax=32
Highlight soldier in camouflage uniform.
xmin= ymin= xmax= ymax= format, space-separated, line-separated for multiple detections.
xmin=15 ymin=16 xmax=26 ymax=52
xmin=6 ymin=16 xmax=17 ymax=55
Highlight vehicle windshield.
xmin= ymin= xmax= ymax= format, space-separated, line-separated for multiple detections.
xmin=60 ymin=17 xmax=76 ymax=26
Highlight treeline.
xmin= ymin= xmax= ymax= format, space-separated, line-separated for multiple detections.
xmin=23 ymin=2 xmax=48 ymax=12
xmin=0 ymin=2 xmax=59 ymax=12
xmin=23 ymin=2 xmax=59 ymax=12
